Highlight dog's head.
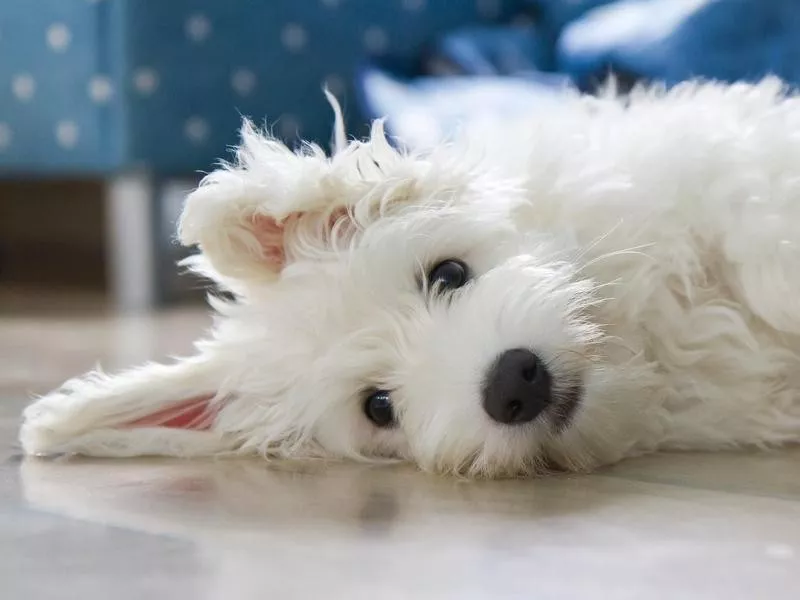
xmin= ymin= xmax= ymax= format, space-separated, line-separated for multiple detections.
xmin=178 ymin=107 xmax=606 ymax=478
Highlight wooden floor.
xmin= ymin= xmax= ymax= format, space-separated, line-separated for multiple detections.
xmin=1 ymin=292 xmax=799 ymax=599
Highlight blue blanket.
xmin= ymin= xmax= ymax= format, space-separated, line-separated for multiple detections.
xmin=357 ymin=0 xmax=800 ymax=146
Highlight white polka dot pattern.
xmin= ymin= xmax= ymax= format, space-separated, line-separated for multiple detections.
xmin=46 ymin=23 xmax=72 ymax=52
xmin=363 ymin=26 xmax=389 ymax=55
xmin=12 ymin=74 xmax=36 ymax=101
xmin=88 ymin=76 xmax=113 ymax=104
xmin=0 ymin=2 xmax=506 ymax=168
xmin=231 ymin=68 xmax=256 ymax=96
xmin=281 ymin=23 xmax=307 ymax=52
xmin=55 ymin=120 xmax=79 ymax=148
xmin=184 ymin=116 xmax=210 ymax=143
xmin=185 ymin=14 xmax=212 ymax=43
xmin=132 ymin=68 xmax=159 ymax=95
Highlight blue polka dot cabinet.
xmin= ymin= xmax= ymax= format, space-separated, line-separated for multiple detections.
xmin=0 ymin=0 xmax=518 ymax=177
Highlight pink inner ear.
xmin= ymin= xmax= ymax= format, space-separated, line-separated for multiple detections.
xmin=251 ymin=209 xmax=353 ymax=269
xmin=123 ymin=395 xmax=218 ymax=431
xmin=251 ymin=214 xmax=289 ymax=270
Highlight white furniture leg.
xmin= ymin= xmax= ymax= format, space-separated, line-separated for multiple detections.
xmin=104 ymin=172 xmax=159 ymax=312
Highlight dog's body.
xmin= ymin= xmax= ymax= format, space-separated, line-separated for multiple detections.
xmin=20 ymin=79 xmax=800 ymax=477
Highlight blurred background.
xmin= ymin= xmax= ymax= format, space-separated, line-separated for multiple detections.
xmin=1 ymin=0 xmax=799 ymax=314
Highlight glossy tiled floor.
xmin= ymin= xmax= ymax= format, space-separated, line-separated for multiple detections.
xmin=1 ymin=291 xmax=799 ymax=599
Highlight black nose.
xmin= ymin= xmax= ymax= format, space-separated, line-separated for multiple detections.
xmin=482 ymin=349 xmax=552 ymax=425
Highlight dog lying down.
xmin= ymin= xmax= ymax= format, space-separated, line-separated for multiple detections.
xmin=20 ymin=79 xmax=800 ymax=478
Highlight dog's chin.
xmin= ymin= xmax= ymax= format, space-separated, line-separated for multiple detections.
xmin=457 ymin=385 xmax=585 ymax=479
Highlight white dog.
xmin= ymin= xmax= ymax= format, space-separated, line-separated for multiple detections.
xmin=20 ymin=79 xmax=800 ymax=477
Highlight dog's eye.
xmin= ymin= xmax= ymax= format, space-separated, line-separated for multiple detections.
xmin=363 ymin=390 xmax=396 ymax=428
xmin=428 ymin=259 xmax=469 ymax=292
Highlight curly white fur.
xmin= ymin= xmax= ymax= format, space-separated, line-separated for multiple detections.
xmin=20 ymin=78 xmax=800 ymax=477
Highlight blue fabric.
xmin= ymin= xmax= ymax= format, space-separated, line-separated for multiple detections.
xmin=428 ymin=24 xmax=555 ymax=75
xmin=357 ymin=0 xmax=800 ymax=146
xmin=6 ymin=0 xmax=799 ymax=175
xmin=0 ymin=1 xmax=117 ymax=173
xmin=523 ymin=0 xmax=618 ymax=32
xmin=422 ymin=1 xmax=618 ymax=78
xmin=557 ymin=0 xmax=800 ymax=90
xmin=357 ymin=66 xmax=569 ymax=148
xmin=0 ymin=0 xmax=522 ymax=176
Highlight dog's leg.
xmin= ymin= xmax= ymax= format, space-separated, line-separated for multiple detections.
xmin=20 ymin=355 xmax=235 ymax=458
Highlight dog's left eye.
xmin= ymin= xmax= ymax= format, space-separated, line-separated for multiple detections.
xmin=363 ymin=390 xmax=396 ymax=428
xmin=427 ymin=259 xmax=469 ymax=292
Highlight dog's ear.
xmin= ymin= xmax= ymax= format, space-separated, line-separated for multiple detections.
xmin=20 ymin=359 xmax=233 ymax=458
xmin=177 ymin=116 xmax=371 ymax=283
xmin=179 ymin=111 xmax=420 ymax=284
xmin=178 ymin=122 xmax=334 ymax=282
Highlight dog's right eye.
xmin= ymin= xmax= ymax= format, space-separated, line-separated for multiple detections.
xmin=427 ymin=259 xmax=469 ymax=292
xmin=363 ymin=390 xmax=396 ymax=428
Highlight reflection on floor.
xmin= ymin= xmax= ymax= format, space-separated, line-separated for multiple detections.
xmin=1 ymin=292 xmax=798 ymax=599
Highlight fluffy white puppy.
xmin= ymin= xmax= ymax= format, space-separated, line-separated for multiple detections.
xmin=20 ymin=79 xmax=800 ymax=477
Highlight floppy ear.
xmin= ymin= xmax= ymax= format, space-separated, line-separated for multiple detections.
xmin=178 ymin=90 xmax=363 ymax=284
xmin=178 ymin=101 xmax=415 ymax=285
xmin=20 ymin=358 xmax=234 ymax=458
xmin=177 ymin=120 xmax=340 ymax=282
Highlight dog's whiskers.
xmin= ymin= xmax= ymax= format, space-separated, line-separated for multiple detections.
xmin=574 ymin=220 xmax=626 ymax=262
xmin=576 ymin=244 xmax=656 ymax=276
